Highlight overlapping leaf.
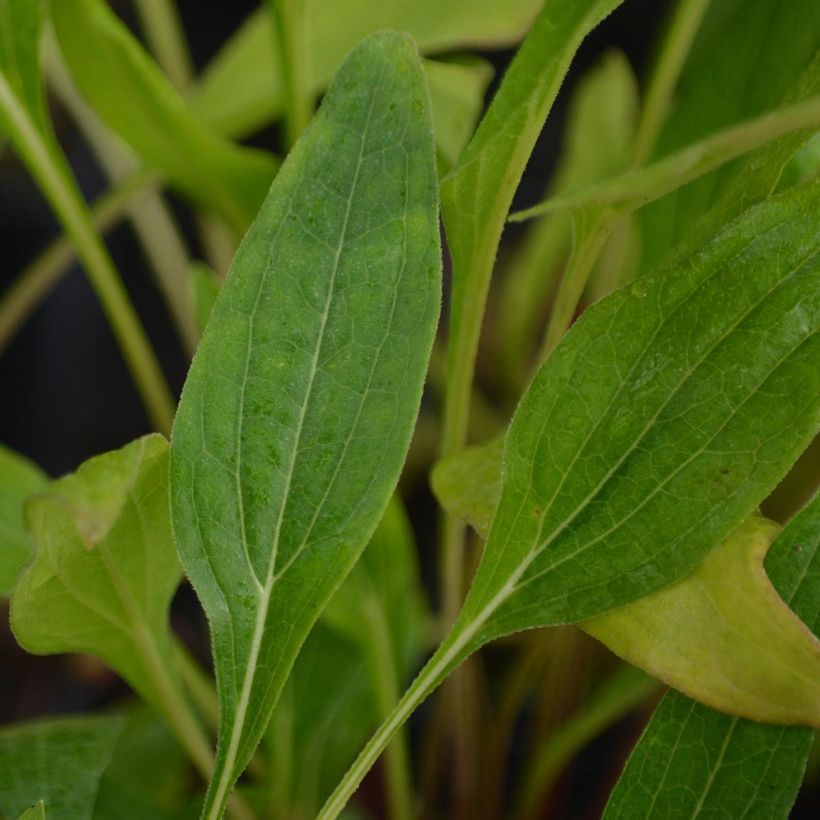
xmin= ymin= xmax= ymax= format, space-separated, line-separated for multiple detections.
xmin=50 ymin=0 xmax=278 ymax=234
xmin=11 ymin=436 xmax=184 ymax=720
xmin=603 ymin=492 xmax=820 ymax=819
xmin=170 ymin=31 xmax=441 ymax=817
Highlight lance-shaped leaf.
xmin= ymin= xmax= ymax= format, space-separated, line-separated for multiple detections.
xmin=603 ymin=492 xmax=820 ymax=819
xmin=318 ymin=163 xmax=820 ymax=820
xmin=638 ymin=0 xmax=820 ymax=276
xmin=0 ymin=715 xmax=124 ymax=819
xmin=0 ymin=444 xmax=47 ymax=595
xmin=18 ymin=802 xmax=46 ymax=820
xmin=50 ymin=0 xmax=278 ymax=234
xmin=10 ymin=436 xmax=190 ymax=732
xmin=169 ymin=31 xmax=440 ymax=818
xmin=434 ymin=449 xmax=820 ymax=725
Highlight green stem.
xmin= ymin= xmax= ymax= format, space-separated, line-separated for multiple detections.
xmin=132 ymin=0 xmax=194 ymax=92
xmin=46 ymin=42 xmax=199 ymax=355
xmin=631 ymin=0 xmax=712 ymax=166
xmin=512 ymin=96 xmax=820 ymax=222
xmin=269 ymin=0 xmax=312 ymax=149
xmin=0 ymin=171 xmax=155 ymax=355
xmin=0 ymin=73 xmax=175 ymax=433
xmin=361 ymin=594 xmax=414 ymax=820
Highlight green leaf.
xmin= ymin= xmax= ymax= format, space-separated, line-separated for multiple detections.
xmin=445 ymin=178 xmax=819 ymax=651
xmin=319 ymin=145 xmax=820 ymax=820
xmin=189 ymin=261 xmax=222 ymax=336
xmin=435 ymin=448 xmax=820 ymax=726
xmin=584 ymin=516 xmax=820 ymax=726
xmin=0 ymin=715 xmax=124 ymax=819
xmin=18 ymin=802 xmax=46 ymax=820
xmin=266 ymin=624 xmax=375 ymax=817
xmin=0 ymin=0 xmax=47 ymax=134
xmin=0 ymin=444 xmax=47 ymax=596
xmin=423 ymin=57 xmax=494 ymax=171
xmin=603 ymin=493 xmax=820 ymax=818
xmin=9 ymin=436 xmax=202 ymax=754
xmin=170 ymin=31 xmax=441 ymax=817
xmin=50 ymin=0 xmax=278 ymax=234
xmin=93 ymin=708 xmax=189 ymax=820
xmin=497 ymin=48 xmax=639 ymax=383
xmin=439 ymin=0 xmax=623 ymax=452
xmin=638 ymin=0 xmax=820 ymax=276
xmin=193 ymin=0 xmax=539 ymax=139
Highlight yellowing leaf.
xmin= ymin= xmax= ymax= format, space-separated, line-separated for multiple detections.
xmin=585 ymin=517 xmax=820 ymax=726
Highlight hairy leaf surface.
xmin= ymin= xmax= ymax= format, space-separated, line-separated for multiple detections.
xmin=603 ymin=492 xmax=820 ymax=818
xmin=11 ymin=436 xmax=184 ymax=717
xmin=0 ymin=716 xmax=124 ymax=820
xmin=50 ymin=0 xmax=278 ymax=233
xmin=170 ymin=31 xmax=440 ymax=817
xmin=0 ymin=444 xmax=47 ymax=595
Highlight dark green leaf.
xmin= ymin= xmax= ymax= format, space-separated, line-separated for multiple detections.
xmin=0 ymin=715 xmax=124 ymax=820
xmin=170 ymin=31 xmax=440 ymax=817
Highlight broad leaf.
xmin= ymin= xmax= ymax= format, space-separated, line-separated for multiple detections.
xmin=446 ymin=178 xmax=819 ymax=652
xmin=193 ymin=0 xmax=539 ymax=138
xmin=319 ymin=151 xmax=820 ymax=820
xmin=50 ymin=0 xmax=278 ymax=234
xmin=0 ymin=444 xmax=47 ymax=595
xmin=0 ymin=715 xmax=124 ymax=819
xmin=603 ymin=493 xmax=820 ymax=818
xmin=0 ymin=0 xmax=47 ymax=134
xmin=435 ymin=449 xmax=820 ymax=725
xmin=170 ymin=31 xmax=441 ymax=817
xmin=638 ymin=0 xmax=820 ymax=276
xmin=11 ymin=436 xmax=186 ymax=723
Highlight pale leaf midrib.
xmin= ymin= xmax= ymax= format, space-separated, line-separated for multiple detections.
xmin=207 ymin=63 xmax=386 ymax=815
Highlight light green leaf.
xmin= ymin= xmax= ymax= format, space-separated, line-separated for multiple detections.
xmin=497 ymin=48 xmax=639 ymax=383
xmin=18 ymin=801 xmax=46 ymax=820
xmin=0 ymin=715 xmax=124 ymax=820
xmin=189 ymin=261 xmax=222 ymax=336
xmin=0 ymin=444 xmax=47 ymax=596
xmin=0 ymin=0 xmax=46 ymax=134
xmin=423 ymin=56 xmax=493 ymax=171
xmin=50 ymin=0 xmax=278 ymax=234
xmin=603 ymin=492 xmax=820 ymax=819
xmin=439 ymin=0 xmax=623 ymax=452
xmin=169 ymin=31 xmax=441 ymax=817
xmin=193 ymin=0 xmax=538 ymax=139
xmin=585 ymin=516 xmax=820 ymax=726
xmin=511 ymin=97 xmax=820 ymax=223
xmin=638 ymin=0 xmax=820 ymax=276
xmin=9 ymin=435 xmax=210 ymax=775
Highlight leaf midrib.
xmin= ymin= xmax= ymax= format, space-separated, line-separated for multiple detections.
xmin=209 ymin=62 xmax=386 ymax=810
